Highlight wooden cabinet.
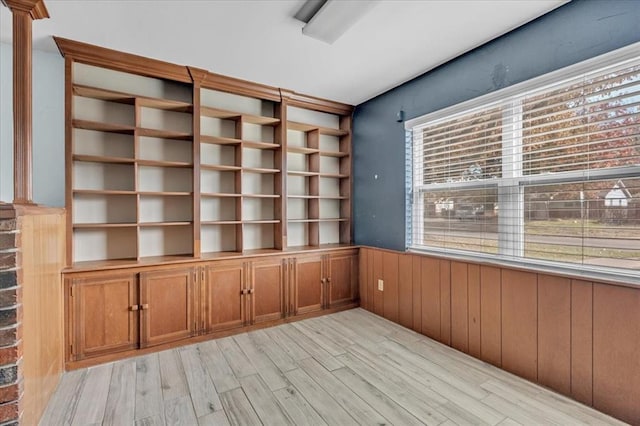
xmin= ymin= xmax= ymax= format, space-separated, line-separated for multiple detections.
xmin=202 ymin=261 xmax=246 ymax=333
xmin=290 ymin=254 xmax=324 ymax=315
xmin=139 ymin=267 xmax=197 ymax=348
xmin=250 ymin=257 xmax=286 ymax=323
xmin=67 ymin=266 xmax=196 ymax=361
xmin=287 ymin=249 xmax=359 ymax=315
xmin=327 ymin=251 xmax=358 ymax=308
xmin=64 ymin=248 xmax=358 ymax=366
xmin=68 ymin=273 xmax=139 ymax=360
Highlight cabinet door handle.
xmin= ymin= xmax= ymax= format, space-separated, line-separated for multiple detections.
xmin=248 ymin=288 xmax=255 ymax=294
xmin=140 ymin=304 xmax=150 ymax=310
xmin=129 ymin=305 xmax=139 ymax=311
xmin=321 ymin=278 xmax=327 ymax=285
xmin=327 ymin=277 xmax=331 ymax=283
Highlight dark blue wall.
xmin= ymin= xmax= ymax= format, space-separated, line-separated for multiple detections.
xmin=352 ymin=0 xmax=640 ymax=251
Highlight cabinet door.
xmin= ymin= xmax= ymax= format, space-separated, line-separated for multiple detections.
xmin=292 ymin=255 xmax=324 ymax=315
xmin=327 ymin=251 xmax=358 ymax=307
xmin=139 ymin=267 xmax=196 ymax=348
xmin=203 ymin=261 xmax=246 ymax=332
xmin=69 ymin=274 xmax=138 ymax=360
xmin=250 ymin=258 xmax=286 ymax=324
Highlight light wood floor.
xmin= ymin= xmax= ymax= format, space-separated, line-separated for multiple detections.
xmin=40 ymin=308 xmax=625 ymax=426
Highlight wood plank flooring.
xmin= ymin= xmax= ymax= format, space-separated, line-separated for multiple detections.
xmin=40 ymin=309 xmax=626 ymax=426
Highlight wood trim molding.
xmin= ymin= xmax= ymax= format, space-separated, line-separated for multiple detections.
xmin=281 ymin=89 xmax=353 ymax=115
xmin=187 ymin=66 xmax=208 ymax=85
xmin=200 ymin=70 xmax=281 ymax=102
xmin=53 ymin=37 xmax=192 ymax=83
xmin=1 ymin=0 xmax=49 ymax=19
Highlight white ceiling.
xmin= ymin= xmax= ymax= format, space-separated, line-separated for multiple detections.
xmin=0 ymin=0 xmax=566 ymax=105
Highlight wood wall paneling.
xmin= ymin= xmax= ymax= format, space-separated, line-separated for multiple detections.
xmin=358 ymin=248 xmax=369 ymax=311
xmin=501 ymin=269 xmax=538 ymax=382
xmin=570 ymin=279 xmax=593 ymax=406
xmin=373 ymin=250 xmax=384 ymax=317
xmin=537 ymin=274 xmax=571 ymax=395
xmin=450 ymin=261 xmax=468 ymax=353
xmin=593 ymin=283 xmax=640 ymax=424
xmin=397 ymin=254 xmax=413 ymax=329
xmin=467 ymin=264 xmax=481 ymax=358
xmin=382 ymin=251 xmax=399 ymax=323
xmin=439 ymin=260 xmax=451 ymax=346
xmin=411 ymin=255 xmax=422 ymax=333
xmin=20 ymin=210 xmax=66 ymax=426
xmin=420 ymin=257 xmax=441 ymax=341
xmin=480 ymin=265 xmax=501 ymax=367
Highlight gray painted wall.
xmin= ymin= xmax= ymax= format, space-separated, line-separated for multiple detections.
xmin=352 ymin=0 xmax=640 ymax=251
xmin=0 ymin=42 xmax=65 ymax=207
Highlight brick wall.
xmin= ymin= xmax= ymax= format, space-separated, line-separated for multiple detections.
xmin=0 ymin=206 xmax=21 ymax=426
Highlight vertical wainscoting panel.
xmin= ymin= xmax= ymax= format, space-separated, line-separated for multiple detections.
xmin=467 ymin=264 xmax=481 ymax=358
xmin=421 ymin=257 xmax=441 ymax=341
xmin=450 ymin=261 xmax=469 ymax=353
xmin=537 ymin=274 xmax=571 ymax=395
xmin=501 ymin=269 xmax=538 ymax=382
xmin=358 ymin=248 xmax=369 ymax=311
xmin=358 ymin=247 xmax=640 ymax=424
xmin=439 ymin=260 xmax=451 ymax=346
xmin=411 ymin=255 xmax=422 ymax=333
xmin=398 ymin=254 xmax=413 ymax=329
xmin=593 ymin=283 xmax=640 ymax=424
xmin=570 ymin=279 xmax=593 ymax=406
xmin=382 ymin=252 xmax=399 ymax=323
xmin=480 ymin=265 xmax=501 ymax=367
xmin=373 ymin=250 xmax=384 ymax=317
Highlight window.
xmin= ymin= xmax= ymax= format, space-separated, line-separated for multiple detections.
xmin=407 ymin=44 xmax=640 ymax=279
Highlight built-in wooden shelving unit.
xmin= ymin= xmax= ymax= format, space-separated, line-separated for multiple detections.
xmin=56 ymin=37 xmax=354 ymax=267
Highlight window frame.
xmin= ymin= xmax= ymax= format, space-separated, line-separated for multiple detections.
xmin=405 ymin=41 xmax=640 ymax=286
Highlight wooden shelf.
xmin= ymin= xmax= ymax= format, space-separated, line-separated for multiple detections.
xmin=319 ymin=172 xmax=349 ymax=179
xmin=287 ymin=170 xmax=318 ymax=177
xmin=73 ymin=223 xmax=137 ymax=229
xmin=73 ymin=119 xmax=134 ymax=135
xmin=319 ymin=150 xmax=349 ymax=158
xmin=201 ymin=192 xmax=242 ymax=198
xmin=242 ymin=194 xmax=280 ymax=199
xmin=288 ymin=218 xmax=349 ymax=223
xmin=137 ymin=98 xmax=192 ymax=112
xmin=137 ymin=159 xmax=193 ymax=168
xmin=137 ymin=128 xmax=193 ymax=141
xmin=287 ymin=121 xmax=349 ymax=136
xmin=200 ymin=135 xmax=242 ymax=146
xmin=201 ymin=164 xmax=241 ymax=172
xmin=287 ymin=146 xmax=318 ymax=155
xmin=73 ymin=84 xmax=192 ymax=112
xmin=73 ymin=155 xmax=135 ymax=164
xmin=201 ymin=106 xmax=280 ymax=126
xmin=287 ymin=195 xmax=348 ymax=200
xmin=138 ymin=222 xmax=193 ymax=227
xmin=243 ymin=141 xmax=279 ymax=150
xmin=73 ymin=85 xmax=135 ymax=104
xmin=73 ymin=189 xmax=137 ymax=196
xmin=242 ymin=220 xmax=280 ymax=224
xmin=242 ymin=167 xmax=279 ymax=174
xmin=138 ymin=191 xmax=192 ymax=196
xmin=201 ymin=220 xmax=242 ymax=225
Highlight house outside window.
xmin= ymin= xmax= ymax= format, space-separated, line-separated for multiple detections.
xmin=407 ymin=43 xmax=640 ymax=280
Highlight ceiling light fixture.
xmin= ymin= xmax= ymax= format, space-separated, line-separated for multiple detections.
xmin=294 ymin=0 xmax=379 ymax=44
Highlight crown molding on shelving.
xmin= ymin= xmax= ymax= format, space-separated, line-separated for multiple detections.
xmin=53 ymin=36 xmax=192 ymax=83
xmin=1 ymin=0 xmax=49 ymax=19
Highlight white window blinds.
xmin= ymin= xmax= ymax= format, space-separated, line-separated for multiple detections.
xmin=408 ymin=48 xmax=640 ymax=278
